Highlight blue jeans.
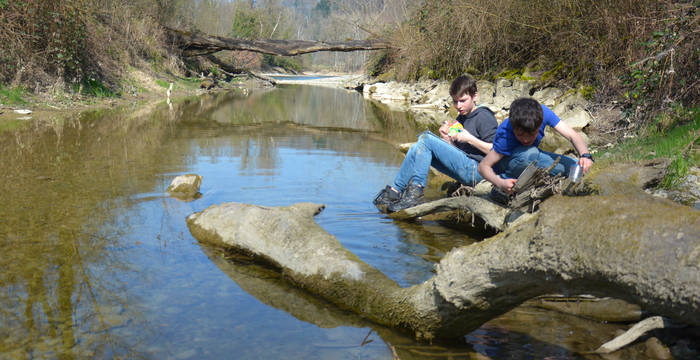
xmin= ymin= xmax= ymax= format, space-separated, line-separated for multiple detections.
xmin=393 ymin=131 xmax=482 ymax=191
xmin=494 ymin=145 xmax=576 ymax=179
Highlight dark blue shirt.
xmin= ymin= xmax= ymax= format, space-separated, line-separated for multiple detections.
xmin=455 ymin=106 xmax=498 ymax=162
xmin=492 ymin=104 xmax=560 ymax=156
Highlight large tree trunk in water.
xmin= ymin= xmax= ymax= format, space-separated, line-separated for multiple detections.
xmin=186 ymin=190 xmax=699 ymax=341
xmin=165 ymin=27 xmax=390 ymax=57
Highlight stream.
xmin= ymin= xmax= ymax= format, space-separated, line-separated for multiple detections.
xmin=0 ymin=83 xmax=653 ymax=359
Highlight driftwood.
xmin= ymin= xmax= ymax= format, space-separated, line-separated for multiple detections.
xmin=165 ymin=27 xmax=390 ymax=57
xmin=594 ymin=316 xmax=672 ymax=354
xmin=388 ymin=191 xmax=534 ymax=231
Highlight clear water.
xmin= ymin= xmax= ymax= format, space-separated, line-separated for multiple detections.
xmin=0 ymin=85 xmax=651 ymax=359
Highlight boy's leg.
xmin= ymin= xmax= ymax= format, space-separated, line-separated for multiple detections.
xmin=393 ymin=131 xmax=482 ymax=189
xmin=496 ymin=146 xmax=577 ymax=178
xmin=392 ymin=132 xmax=428 ymax=191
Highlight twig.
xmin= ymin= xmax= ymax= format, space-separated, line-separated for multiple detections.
xmin=594 ymin=316 xmax=670 ymax=354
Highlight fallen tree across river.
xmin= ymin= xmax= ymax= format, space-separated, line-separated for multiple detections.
xmin=186 ymin=178 xmax=699 ymax=340
xmin=165 ymin=27 xmax=390 ymax=57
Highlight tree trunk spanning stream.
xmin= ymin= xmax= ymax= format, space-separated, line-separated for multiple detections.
xmin=186 ymin=184 xmax=699 ymax=340
xmin=165 ymin=27 xmax=390 ymax=56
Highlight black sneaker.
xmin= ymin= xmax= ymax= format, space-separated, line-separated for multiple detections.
xmin=373 ymin=185 xmax=401 ymax=212
xmin=387 ymin=182 xmax=424 ymax=213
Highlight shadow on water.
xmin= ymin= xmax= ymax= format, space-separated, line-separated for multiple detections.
xmin=0 ymin=85 xmax=665 ymax=359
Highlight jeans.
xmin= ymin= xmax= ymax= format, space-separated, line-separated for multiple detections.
xmin=393 ymin=131 xmax=482 ymax=191
xmin=494 ymin=145 xmax=576 ymax=179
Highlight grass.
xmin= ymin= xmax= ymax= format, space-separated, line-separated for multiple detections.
xmin=0 ymin=84 xmax=28 ymax=105
xmin=155 ymin=79 xmax=171 ymax=88
xmin=73 ymin=79 xmax=118 ymax=98
xmin=598 ymin=105 xmax=699 ymax=188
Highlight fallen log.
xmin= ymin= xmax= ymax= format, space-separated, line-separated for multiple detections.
xmin=388 ymin=194 xmax=533 ymax=231
xmin=165 ymin=27 xmax=391 ymax=57
xmin=186 ymin=192 xmax=700 ymax=341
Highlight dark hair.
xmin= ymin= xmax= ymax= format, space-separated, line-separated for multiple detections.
xmin=509 ymin=98 xmax=543 ymax=133
xmin=449 ymin=75 xmax=477 ymax=98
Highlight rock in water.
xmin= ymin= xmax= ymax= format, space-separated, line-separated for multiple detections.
xmin=167 ymin=174 xmax=202 ymax=200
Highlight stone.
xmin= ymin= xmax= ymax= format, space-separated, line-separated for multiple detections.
xmin=645 ymin=337 xmax=672 ymax=359
xmin=511 ymin=78 xmax=534 ymax=95
xmin=553 ymin=92 xmax=587 ymax=115
xmin=167 ymin=174 xmax=202 ymax=200
xmin=533 ymin=87 xmax=564 ymax=107
xmin=560 ymin=107 xmax=593 ymax=130
xmin=491 ymin=87 xmax=519 ymax=110
xmin=540 ymin=127 xmax=589 ymax=154
xmin=476 ymin=80 xmax=495 ymax=104
xmin=495 ymin=78 xmax=512 ymax=90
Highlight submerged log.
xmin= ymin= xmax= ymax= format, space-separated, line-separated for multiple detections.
xmin=186 ymin=192 xmax=700 ymax=340
xmin=165 ymin=27 xmax=390 ymax=57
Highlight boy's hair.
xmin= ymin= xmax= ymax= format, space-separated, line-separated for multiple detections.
xmin=449 ymin=75 xmax=477 ymax=98
xmin=509 ymin=98 xmax=543 ymax=133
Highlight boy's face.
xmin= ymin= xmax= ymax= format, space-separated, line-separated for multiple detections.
xmin=452 ymin=92 xmax=478 ymax=116
xmin=513 ymin=128 xmax=539 ymax=146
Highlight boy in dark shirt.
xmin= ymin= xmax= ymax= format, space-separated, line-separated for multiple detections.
xmin=374 ymin=75 xmax=498 ymax=212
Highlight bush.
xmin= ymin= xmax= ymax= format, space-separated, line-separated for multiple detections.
xmin=0 ymin=1 xmax=179 ymax=95
xmin=262 ymin=54 xmax=301 ymax=73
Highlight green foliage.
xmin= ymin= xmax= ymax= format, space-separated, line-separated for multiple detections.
xmin=388 ymin=0 xmax=698 ymax=121
xmin=231 ymin=6 xmax=260 ymax=39
xmin=155 ymin=79 xmax=170 ymax=89
xmin=0 ymin=84 xmax=28 ymax=105
xmin=600 ymin=105 xmax=699 ymax=188
xmin=79 ymin=78 xmax=117 ymax=98
xmin=231 ymin=3 xmax=294 ymax=41
xmin=262 ymin=55 xmax=301 ymax=73
xmin=366 ymin=51 xmax=390 ymax=78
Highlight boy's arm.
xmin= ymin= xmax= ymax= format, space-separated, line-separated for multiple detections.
xmin=451 ymin=114 xmax=497 ymax=154
xmin=478 ymin=150 xmax=517 ymax=193
xmin=452 ymin=131 xmax=492 ymax=154
xmin=553 ymin=122 xmax=594 ymax=173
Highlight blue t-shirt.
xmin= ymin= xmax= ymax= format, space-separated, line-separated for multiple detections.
xmin=492 ymin=104 xmax=560 ymax=156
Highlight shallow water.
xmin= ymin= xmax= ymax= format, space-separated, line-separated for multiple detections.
xmin=0 ymin=85 xmax=657 ymax=359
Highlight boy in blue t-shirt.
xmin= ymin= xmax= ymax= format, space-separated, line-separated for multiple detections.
xmin=478 ymin=97 xmax=594 ymax=194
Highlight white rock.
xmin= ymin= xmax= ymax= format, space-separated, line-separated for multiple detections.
xmin=492 ymin=87 xmax=519 ymax=110
xmin=533 ymin=87 xmax=564 ymax=107
xmin=553 ymin=92 xmax=587 ymax=115
xmin=476 ymin=80 xmax=495 ymax=104
xmin=167 ymin=174 xmax=203 ymax=200
xmin=13 ymin=109 xmax=31 ymax=114
xmin=512 ymin=79 xmax=534 ymax=96
xmin=560 ymin=107 xmax=593 ymax=130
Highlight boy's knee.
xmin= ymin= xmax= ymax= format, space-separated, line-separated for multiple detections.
xmin=519 ymin=146 xmax=541 ymax=161
xmin=416 ymin=131 xmax=433 ymax=143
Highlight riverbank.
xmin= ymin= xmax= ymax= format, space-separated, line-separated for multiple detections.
xmin=0 ymin=68 xmax=267 ymax=125
xmin=2 ymin=69 xmax=697 ymax=208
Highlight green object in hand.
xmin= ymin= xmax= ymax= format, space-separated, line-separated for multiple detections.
xmin=448 ymin=122 xmax=464 ymax=136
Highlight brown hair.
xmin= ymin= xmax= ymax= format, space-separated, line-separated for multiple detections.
xmin=449 ymin=75 xmax=477 ymax=98
xmin=509 ymin=98 xmax=543 ymax=133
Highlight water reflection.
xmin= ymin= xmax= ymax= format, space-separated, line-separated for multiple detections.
xmin=0 ymin=86 xmax=659 ymax=359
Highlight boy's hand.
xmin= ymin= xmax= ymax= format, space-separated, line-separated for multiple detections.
xmin=439 ymin=121 xmax=453 ymax=142
xmin=450 ymin=129 xmax=475 ymax=144
xmin=579 ymin=157 xmax=594 ymax=173
xmin=498 ymin=178 xmax=518 ymax=194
